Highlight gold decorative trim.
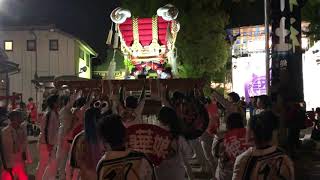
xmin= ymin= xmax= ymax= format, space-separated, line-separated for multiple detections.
xmin=149 ymin=16 xmax=161 ymax=55
xmin=131 ymin=17 xmax=143 ymax=56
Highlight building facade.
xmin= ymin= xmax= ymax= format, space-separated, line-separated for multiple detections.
xmin=0 ymin=25 xmax=97 ymax=102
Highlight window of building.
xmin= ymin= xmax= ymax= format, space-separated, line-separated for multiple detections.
xmin=4 ymin=40 xmax=13 ymax=51
xmin=79 ymin=49 xmax=84 ymax=60
xmin=49 ymin=40 xmax=59 ymax=51
xmin=27 ymin=40 xmax=36 ymax=51
xmin=86 ymin=53 xmax=90 ymax=66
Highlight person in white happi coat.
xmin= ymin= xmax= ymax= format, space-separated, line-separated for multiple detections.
xmin=55 ymin=92 xmax=78 ymax=180
xmin=0 ymin=110 xmax=28 ymax=180
xmin=36 ymin=95 xmax=60 ymax=180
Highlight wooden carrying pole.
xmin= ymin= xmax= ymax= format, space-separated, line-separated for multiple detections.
xmin=54 ymin=79 xmax=205 ymax=96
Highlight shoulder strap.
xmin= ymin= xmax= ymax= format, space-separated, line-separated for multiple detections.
xmin=44 ymin=111 xmax=51 ymax=144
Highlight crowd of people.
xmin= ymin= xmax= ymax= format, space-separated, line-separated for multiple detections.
xmin=3 ymin=85 xmax=319 ymax=180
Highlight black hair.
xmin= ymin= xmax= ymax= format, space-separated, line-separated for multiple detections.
xmin=0 ymin=107 xmax=7 ymax=116
xmin=249 ymin=111 xmax=279 ymax=143
xmin=172 ymin=91 xmax=184 ymax=101
xmin=137 ymin=74 xmax=147 ymax=79
xmin=42 ymin=101 xmax=47 ymax=112
xmin=60 ymin=95 xmax=70 ymax=106
xmin=125 ymin=96 xmax=138 ymax=109
xmin=171 ymin=91 xmax=184 ymax=107
xmin=227 ymin=92 xmax=240 ymax=103
xmin=226 ymin=113 xmax=244 ymax=130
xmin=257 ymin=95 xmax=271 ymax=109
xmin=74 ymin=97 xmax=86 ymax=108
xmin=84 ymin=107 xmax=101 ymax=144
xmin=19 ymin=102 xmax=26 ymax=109
xmin=206 ymin=97 xmax=212 ymax=104
xmin=316 ymin=107 xmax=320 ymax=113
xmin=8 ymin=110 xmax=23 ymax=120
xmin=164 ymin=67 xmax=172 ymax=75
xmin=131 ymin=67 xmax=137 ymax=74
xmin=28 ymin=97 xmax=33 ymax=102
xmin=158 ymin=106 xmax=182 ymax=138
xmin=97 ymin=114 xmax=126 ymax=147
xmin=46 ymin=95 xmax=59 ymax=110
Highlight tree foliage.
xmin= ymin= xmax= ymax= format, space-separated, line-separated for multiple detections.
xmin=302 ymin=0 xmax=320 ymax=41
xmin=121 ymin=0 xmax=230 ymax=82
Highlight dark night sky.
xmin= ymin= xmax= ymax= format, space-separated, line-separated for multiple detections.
xmin=0 ymin=0 xmax=265 ymax=62
xmin=0 ymin=0 xmax=120 ymax=61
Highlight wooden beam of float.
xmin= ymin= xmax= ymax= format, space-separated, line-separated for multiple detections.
xmin=54 ymin=78 xmax=205 ymax=95
xmin=54 ymin=80 xmax=102 ymax=96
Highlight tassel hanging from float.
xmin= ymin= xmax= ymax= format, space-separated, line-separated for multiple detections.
xmin=166 ymin=24 xmax=173 ymax=44
xmin=113 ymin=26 xmax=119 ymax=49
xmin=106 ymin=23 xmax=114 ymax=45
xmin=107 ymin=50 xmax=117 ymax=79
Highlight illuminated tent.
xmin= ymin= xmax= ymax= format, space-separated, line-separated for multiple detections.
xmin=109 ymin=4 xmax=180 ymax=76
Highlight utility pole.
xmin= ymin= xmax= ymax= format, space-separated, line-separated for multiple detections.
xmin=264 ymin=0 xmax=270 ymax=96
xmin=31 ymin=30 xmax=39 ymax=121
xmin=270 ymin=0 xmax=305 ymax=145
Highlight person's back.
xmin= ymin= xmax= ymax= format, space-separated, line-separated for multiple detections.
xmin=97 ymin=150 xmax=154 ymax=180
xmin=233 ymin=146 xmax=293 ymax=180
xmin=232 ymin=111 xmax=294 ymax=180
xmin=70 ymin=131 xmax=98 ymax=180
xmin=59 ymin=106 xmax=74 ymax=139
xmin=155 ymin=107 xmax=193 ymax=180
xmin=39 ymin=108 xmax=59 ymax=145
xmin=96 ymin=114 xmax=155 ymax=180
xmin=155 ymin=135 xmax=192 ymax=180
xmin=37 ymin=95 xmax=60 ymax=180
xmin=213 ymin=113 xmax=250 ymax=180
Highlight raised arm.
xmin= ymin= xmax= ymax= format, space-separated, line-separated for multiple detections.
xmin=136 ymin=83 xmax=146 ymax=115
xmin=211 ymin=90 xmax=232 ymax=110
xmin=160 ymin=83 xmax=172 ymax=108
xmin=119 ymin=85 xmax=126 ymax=108
xmin=66 ymin=90 xmax=81 ymax=109
xmin=108 ymin=83 xmax=121 ymax=115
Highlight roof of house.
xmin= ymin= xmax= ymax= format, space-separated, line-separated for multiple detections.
xmin=0 ymin=24 xmax=97 ymax=56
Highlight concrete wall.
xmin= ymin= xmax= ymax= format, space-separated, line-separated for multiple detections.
xmin=0 ymin=29 xmax=76 ymax=101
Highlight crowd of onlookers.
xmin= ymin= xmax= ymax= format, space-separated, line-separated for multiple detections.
xmin=2 ymin=87 xmax=320 ymax=180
